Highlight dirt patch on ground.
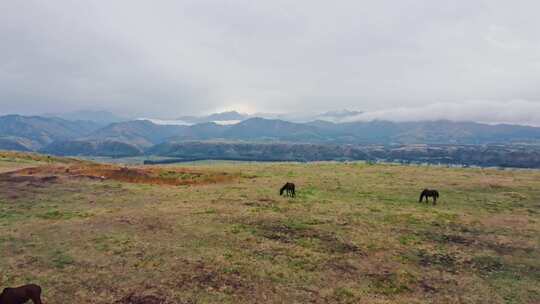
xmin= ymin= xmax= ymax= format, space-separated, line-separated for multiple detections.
xmin=0 ymin=166 xmax=64 ymax=187
xmin=416 ymin=250 xmax=458 ymax=270
xmin=464 ymin=255 xmax=505 ymax=275
xmin=0 ymin=173 xmax=59 ymax=185
xmin=421 ymin=231 xmax=475 ymax=245
xmin=169 ymin=259 xmax=324 ymax=303
xmin=176 ymin=260 xmax=254 ymax=293
xmin=0 ymin=170 xmax=62 ymax=200
xmin=416 ymin=275 xmax=458 ymax=294
xmin=0 ymin=163 xmax=239 ymax=187
xmin=324 ymin=258 xmax=360 ymax=278
xmin=116 ymin=216 xmax=174 ymax=233
xmin=252 ymin=220 xmax=363 ymax=254
xmin=480 ymin=239 xmax=535 ymax=255
xmin=365 ymin=269 xmax=415 ymax=295
xmin=421 ymin=230 xmax=535 ymax=255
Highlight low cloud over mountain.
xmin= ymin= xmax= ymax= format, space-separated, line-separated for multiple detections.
xmin=344 ymin=100 xmax=540 ymax=126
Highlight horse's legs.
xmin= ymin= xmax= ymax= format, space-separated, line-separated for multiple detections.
xmin=30 ymin=288 xmax=43 ymax=304
xmin=31 ymin=294 xmax=43 ymax=304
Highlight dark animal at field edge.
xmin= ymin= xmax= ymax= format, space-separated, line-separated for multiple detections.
xmin=280 ymin=182 xmax=296 ymax=197
xmin=419 ymin=189 xmax=439 ymax=205
xmin=0 ymin=284 xmax=43 ymax=304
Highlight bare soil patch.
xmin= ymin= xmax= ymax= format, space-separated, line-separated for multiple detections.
xmin=253 ymin=220 xmax=363 ymax=254
xmin=0 ymin=163 xmax=239 ymax=187
xmin=171 ymin=259 xmax=269 ymax=301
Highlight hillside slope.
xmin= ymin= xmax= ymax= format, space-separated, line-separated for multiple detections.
xmin=82 ymin=120 xmax=187 ymax=148
xmin=0 ymin=115 xmax=101 ymax=149
xmin=40 ymin=140 xmax=143 ymax=157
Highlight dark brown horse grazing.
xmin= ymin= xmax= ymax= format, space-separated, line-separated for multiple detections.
xmin=0 ymin=284 xmax=43 ymax=304
xmin=419 ymin=189 xmax=439 ymax=205
xmin=280 ymin=182 xmax=296 ymax=197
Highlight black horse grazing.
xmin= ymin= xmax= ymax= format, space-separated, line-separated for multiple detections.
xmin=419 ymin=189 xmax=439 ymax=205
xmin=280 ymin=182 xmax=296 ymax=197
xmin=0 ymin=284 xmax=43 ymax=304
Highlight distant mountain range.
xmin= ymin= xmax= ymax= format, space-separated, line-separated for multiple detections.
xmin=44 ymin=110 xmax=127 ymax=125
xmin=2 ymin=113 xmax=540 ymax=167
xmin=158 ymin=110 xmax=365 ymax=125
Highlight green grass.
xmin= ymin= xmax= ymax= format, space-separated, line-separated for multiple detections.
xmin=0 ymin=154 xmax=539 ymax=303
xmin=36 ymin=210 xmax=93 ymax=220
xmin=50 ymin=250 xmax=75 ymax=269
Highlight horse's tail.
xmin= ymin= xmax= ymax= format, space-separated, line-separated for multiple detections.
xmin=435 ymin=190 xmax=439 ymax=198
xmin=290 ymin=183 xmax=295 ymax=197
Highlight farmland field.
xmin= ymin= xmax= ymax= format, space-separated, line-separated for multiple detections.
xmin=1 ymin=151 xmax=539 ymax=304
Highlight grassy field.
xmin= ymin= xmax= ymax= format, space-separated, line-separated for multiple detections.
xmin=1 ymin=152 xmax=539 ymax=304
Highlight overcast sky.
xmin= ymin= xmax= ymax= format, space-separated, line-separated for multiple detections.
xmin=1 ymin=1 xmax=539 ymax=123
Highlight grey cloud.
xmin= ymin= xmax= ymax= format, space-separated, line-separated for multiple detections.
xmin=1 ymin=1 xmax=540 ymax=120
